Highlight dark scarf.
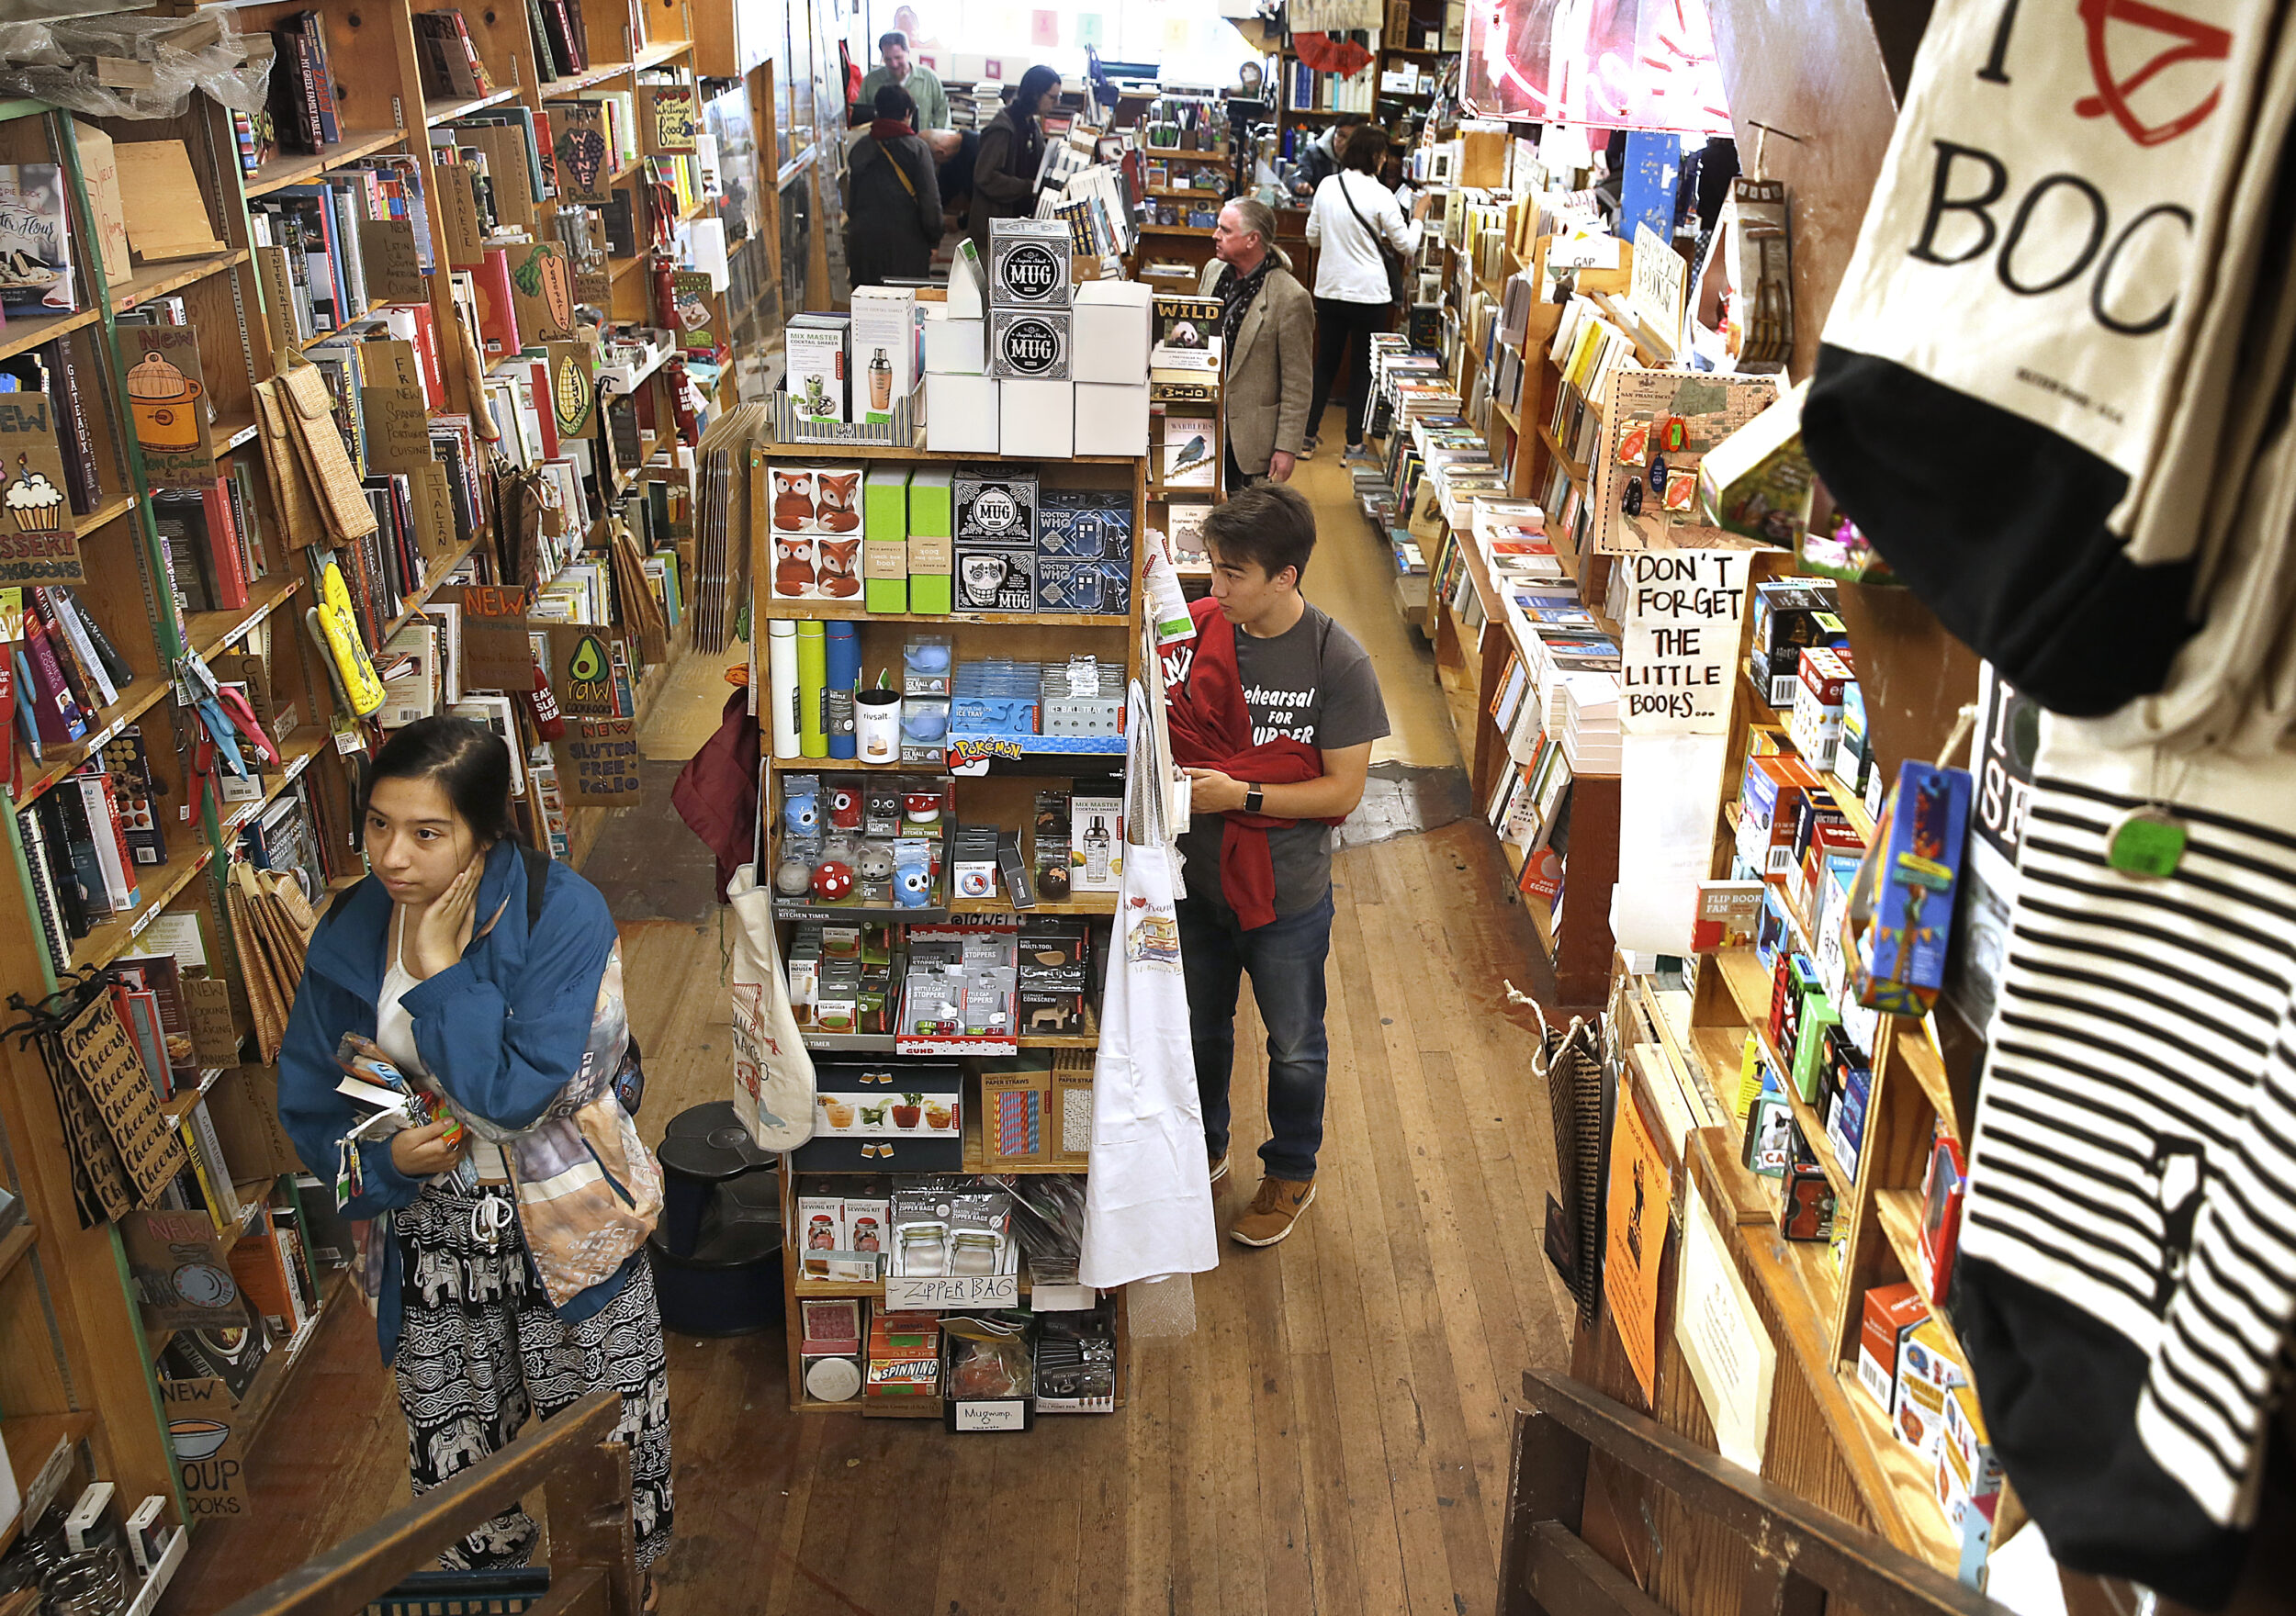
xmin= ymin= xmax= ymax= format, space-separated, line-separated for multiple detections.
xmin=1220 ymin=252 xmax=1274 ymax=354
xmin=1165 ymin=597 xmax=1338 ymax=929
xmin=868 ymin=118 xmax=915 ymax=142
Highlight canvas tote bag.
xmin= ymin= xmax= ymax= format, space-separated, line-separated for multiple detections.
xmin=1804 ymin=0 xmax=2296 ymax=716
xmin=726 ymin=861 xmax=816 ymax=1150
xmin=1077 ymin=682 xmax=1221 ymax=1290
xmin=1956 ymin=707 xmax=2296 ymax=1606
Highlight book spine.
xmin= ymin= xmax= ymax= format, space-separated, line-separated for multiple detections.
xmin=176 ymin=1114 xmax=231 ymax=1231
xmin=77 ymin=776 xmax=136 ymax=913
xmin=38 ymin=589 xmax=118 ymax=708
xmin=42 ymin=340 xmax=101 ymax=514
xmin=294 ymin=32 xmax=327 ymax=150
xmin=18 ymin=806 xmax=69 ymax=972
xmin=525 ymin=0 xmax=560 ymax=83
xmin=24 ymin=616 xmax=86 ymax=744
xmin=199 ymin=480 xmax=251 ymax=610
xmin=12 ymin=648 xmax=42 ymax=764
xmin=28 ymin=591 xmax=104 ymax=713
xmin=302 ymin=14 xmax=342 ymax=143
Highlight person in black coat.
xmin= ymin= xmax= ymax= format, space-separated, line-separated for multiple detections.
xmin=847 ymin=85 xmax=944 ymax=288
xmin=968 ymin=64 xmax=1062 ymax=259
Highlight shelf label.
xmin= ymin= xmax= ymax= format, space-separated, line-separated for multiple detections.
xmin=882 ymin=1272 xmax=1021 ymax=1311
xmin=951 ymin=1400 xmax=1027 ymax=1431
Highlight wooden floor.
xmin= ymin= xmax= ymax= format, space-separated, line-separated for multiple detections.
xmin=164 ymin=419 xmax=1578 ymax=1616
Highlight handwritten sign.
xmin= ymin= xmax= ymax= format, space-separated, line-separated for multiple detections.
xmin=185 ymin=976 xmax=242 ymax=1066
xmin=411 ymin=463 xmax=458 ymax=566
xmin=508 ymin=241 xmax=575 ymax=343
xmin=549 ymin=625 xmax=620 ymax=715
xmin=0 ymin=393 xmax=84 ymax=585
xmin=558 ymin=717 xmax=640 ymax=806
xmin=883 ymin=1272 xmax=1022 ymax=1311
xmin=125 ymin=326 xmax=218 ymax=492
xmin=434 ymin=164 xmax=486 ymax=270
xmin=122 ymin=1208 xmax=244 ymax=1330
xmin=456 ymin=584 xmax=533 ymax=692
xmin=644 ymin=86 xmax=698 ymax=154
xmin=1629 ymin=221 xmax=1686 ymax=354
xmin=546 ymin=341 xmax=597 ymax=439
xmin=64 ymin=991 xmax=187 ymax=1206
xmin=356 ymin=215 xmax=427 ymax=306
xmin=951 ymin=1400 xmax=1028 ymax=1431
xmin=1618 ymin=550 xmax=1749 ymax=735
xmin=160 ymin=1375 xmax=253 ymax=1518
xmin=359 ymin=386 xmax=433 ymax=474
xmin=554 ymin=102 xmax=613 ymax=203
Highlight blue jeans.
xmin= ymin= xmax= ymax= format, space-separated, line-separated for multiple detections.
xmin=1176 ymin=885 xmax=1335 ymax=1182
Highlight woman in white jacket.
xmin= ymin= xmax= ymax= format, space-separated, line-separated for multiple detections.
xmin=1302 ymin=125 xmax=1422 ymax=458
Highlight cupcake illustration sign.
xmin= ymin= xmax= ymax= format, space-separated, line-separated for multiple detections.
xmin=0 ymin=394 xmax=84 ymax=586
xmin=126 ymin=329 xmax=219 ymax=491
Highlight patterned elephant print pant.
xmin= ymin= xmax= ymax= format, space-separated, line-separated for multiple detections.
xmin=393 ymin=1184 xmax=674 ymax=1571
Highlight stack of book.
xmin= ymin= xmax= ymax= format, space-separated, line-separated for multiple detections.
xmin=412 ymin=9 xmax=496 ymax=102
xmin=267 ymin=10 xmax=343 ymax=156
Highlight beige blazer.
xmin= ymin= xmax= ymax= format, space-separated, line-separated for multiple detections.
xmin=1199 ymin=256 xmax=1314 ymax=477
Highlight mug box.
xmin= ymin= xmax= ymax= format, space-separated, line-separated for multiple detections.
xmin=953 ymin=548 xmax=1035 ymax=612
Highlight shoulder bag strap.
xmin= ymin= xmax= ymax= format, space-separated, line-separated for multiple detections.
xmin=877 ymin=136 xmax=920 ymax=199
xmin=1336 ymin=174 xmax=1405 ymax=302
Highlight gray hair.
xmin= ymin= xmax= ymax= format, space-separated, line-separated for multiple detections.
xmin=1221 ymin=197 xmax=1291 ymax=271
xmin=879 ymin=30 xmax=909 ymax=52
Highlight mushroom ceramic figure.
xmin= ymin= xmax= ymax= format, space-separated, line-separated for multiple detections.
xmin=904 ymin=791 xmax=942 ymax=828
xmin=812 ymin=860 xmax=854 ymax=902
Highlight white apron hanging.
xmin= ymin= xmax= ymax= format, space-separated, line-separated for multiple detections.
xmin=1077 ymin=682 xmax=1220 ymax=1289
xmin=726 ymin=861 xmax=816 ymax=1150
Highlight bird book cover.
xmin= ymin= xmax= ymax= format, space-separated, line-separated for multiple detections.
xmin=1161 ymin=416 xmax=1215 ymax=488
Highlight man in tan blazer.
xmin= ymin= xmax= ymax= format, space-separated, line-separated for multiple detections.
xmin=1200 ymin=199 xmax=1313 ymax=491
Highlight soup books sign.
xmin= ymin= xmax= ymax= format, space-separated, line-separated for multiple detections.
xmin=0 ymin=394 xmax=84 ymax=587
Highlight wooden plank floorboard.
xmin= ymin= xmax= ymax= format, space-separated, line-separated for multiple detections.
xmin=160 ymin=632 xmax=1578 ymax=1616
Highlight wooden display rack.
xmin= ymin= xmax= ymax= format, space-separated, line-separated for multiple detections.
xmin=0 ymin=0 xmax=729 ymax=1554
xmin=752 ymin=432 xmax=1149 ymax=1417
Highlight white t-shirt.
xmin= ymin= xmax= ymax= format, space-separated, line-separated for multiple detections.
xmin=378 ymin=915 xmax=509 ymax=1183
xmin=1304 ymin=172 xmax=1422 ymax=304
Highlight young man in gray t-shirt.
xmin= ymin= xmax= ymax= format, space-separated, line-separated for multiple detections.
xmin=1165 ymin=484 xmax=1389 ymax=1247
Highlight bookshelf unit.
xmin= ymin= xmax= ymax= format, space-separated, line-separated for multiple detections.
xmin=750 ymin=443 xmax=1148 ymax=1418
xmin=0 ymin=0 xmax=729 ymax=1564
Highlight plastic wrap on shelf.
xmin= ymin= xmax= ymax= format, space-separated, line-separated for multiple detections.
xmin=0 ymin=13 xmax=274 ymax=120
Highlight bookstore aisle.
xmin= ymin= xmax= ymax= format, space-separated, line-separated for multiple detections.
xmin=157 ymin=456 xmax=1581 ymax=1614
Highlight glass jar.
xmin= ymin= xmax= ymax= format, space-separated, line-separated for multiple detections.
xmin=40 ymin=1548 xmax=128 ymax=1616
xmin=898 ymin=1224 xmax=947 ymax=1276
xmin=950 ymin=1231 xmax=998 ymax=1277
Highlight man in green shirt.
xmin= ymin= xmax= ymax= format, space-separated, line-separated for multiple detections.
xmin=857 ymin=32 xmax=949 ymax=131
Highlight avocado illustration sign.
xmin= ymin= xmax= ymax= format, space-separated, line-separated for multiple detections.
xmin=548 ymin=625 xmax=623 ymax=717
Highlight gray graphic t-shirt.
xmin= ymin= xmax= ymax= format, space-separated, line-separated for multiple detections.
xmin=1166 ymin=603 xmax=1390 ymax=915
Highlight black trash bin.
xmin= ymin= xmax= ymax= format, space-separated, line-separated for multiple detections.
xmin=647 ymin=1101 xmax=784 ymax=1337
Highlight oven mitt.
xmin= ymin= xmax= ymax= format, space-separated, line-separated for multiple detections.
xmin=1802 ymin=0 xmax=2293 ymax=717
xmin=308 ymin=559 xmax=385 ymax=717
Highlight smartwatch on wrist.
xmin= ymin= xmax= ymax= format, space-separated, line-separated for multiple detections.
xmin=1244 ymin=785 xmax=1265 ymax=814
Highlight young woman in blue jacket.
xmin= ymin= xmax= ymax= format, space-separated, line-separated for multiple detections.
xmin=276 ymin=718 xmax=673 ymax=1597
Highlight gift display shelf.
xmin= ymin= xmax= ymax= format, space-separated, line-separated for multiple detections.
xmin=761 ymin=403 xmax=1149 ymax=1421
xmin=757 ymin=600 xmax=1131 ymax=628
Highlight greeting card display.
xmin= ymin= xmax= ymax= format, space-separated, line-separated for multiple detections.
xmin=1590 ymin=371 xmax=1778 ymax=553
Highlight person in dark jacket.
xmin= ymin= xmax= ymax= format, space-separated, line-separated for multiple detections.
xmin=847 ymin=84 xmax=945 ymax=287
xmin=968 ymin=63 xmax=1062 ymax=258
xmin=276 ymin=718 xmax=671 ymax=1599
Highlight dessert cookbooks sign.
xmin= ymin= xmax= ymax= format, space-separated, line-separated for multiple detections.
xmin=0 ymin=393 xmax=83 ymax=586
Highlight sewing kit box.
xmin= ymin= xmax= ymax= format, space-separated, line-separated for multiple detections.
xmin=988 ymin=217 xmax=1073 ymax=308
xmin=954 ymin=547 xmax=1035 ymax=612
xmin=954 ymin=468 xmax=1038 ymax=547
xmin=989 ymin=309 xmax=1072 ymax=380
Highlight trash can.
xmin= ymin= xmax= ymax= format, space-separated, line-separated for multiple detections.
xmin=647 ymin=1101 xmax=784 ymax=1336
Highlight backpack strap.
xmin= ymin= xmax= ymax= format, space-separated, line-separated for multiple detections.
xmin=522 ymin=844 xmax=551 ymax=936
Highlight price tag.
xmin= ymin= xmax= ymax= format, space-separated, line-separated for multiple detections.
xmin=951 ymin=1401 xmax=1027 ymax=1431
xmin=882 ymin=1272 xmax=1021 ymax=1311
